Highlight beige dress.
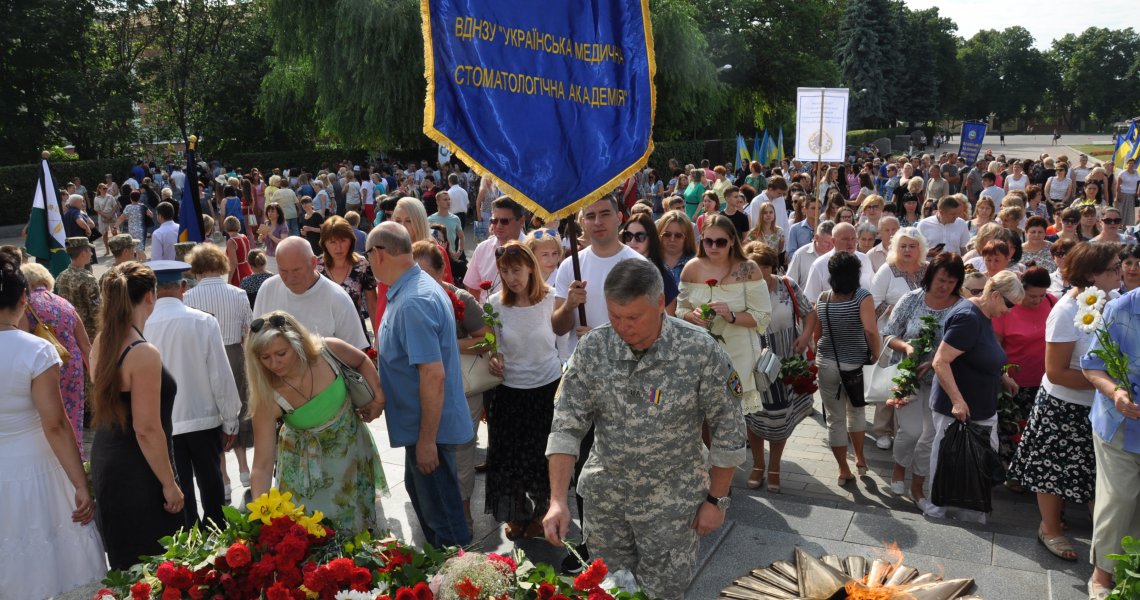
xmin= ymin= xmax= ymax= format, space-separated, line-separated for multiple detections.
xmin=678 ymin=279 xmax=773 ymax=413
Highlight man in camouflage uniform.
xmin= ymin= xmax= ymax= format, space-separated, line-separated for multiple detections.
xmin=543 ymin=259 xmax=746 ymax=600
xmin=55 ymin=237 xmax=101 ymax=336
xmin=99 ymin=233 xmax=141 ymax=288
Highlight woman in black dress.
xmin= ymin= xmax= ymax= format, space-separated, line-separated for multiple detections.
xmin=90 ymin=262 xmax=184 ymax=570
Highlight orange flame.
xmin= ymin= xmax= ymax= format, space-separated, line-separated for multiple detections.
xmin=882 ymin=541 xmax=905 ymax=568
xmin=844 ymin=581 xmax=905 ymax=599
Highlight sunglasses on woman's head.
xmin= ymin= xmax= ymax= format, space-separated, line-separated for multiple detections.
xmin=531 ymin=228 xmax=557 ymax=239
xmin=702 ymin=237 xmax=730 ymax=248
xmin=495 ymin=244 xmax=525 ymax=258
xmin=250 ymin=314 xmax=288 ymax=333
xmin=620 ymin=231 xmax=649 ymax=243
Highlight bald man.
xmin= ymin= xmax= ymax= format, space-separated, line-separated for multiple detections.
xmin=802 ymin=222 xmax=876 ymax=302
xmin=252 ymin=237 xmax=369 ymax=348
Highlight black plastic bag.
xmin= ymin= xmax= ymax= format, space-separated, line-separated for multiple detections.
xmin=931 ymin=421 xmax=1005 ymax=513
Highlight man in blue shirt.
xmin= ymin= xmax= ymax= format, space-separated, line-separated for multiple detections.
xmin=367 ymin=222 xmax=473 ymax=547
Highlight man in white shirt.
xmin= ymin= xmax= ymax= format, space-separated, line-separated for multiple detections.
xmin=446 ymin=173 xmax=470 ymax=226
xmin=145 ymin=261 xmax=241 ymax=528
xmin=787 ymin=221 xmax=835 ymax=288
xmin=978 ymin=172 xmax=1005 ymax=206
xmin=916 ymin=196 xmax=971 ymax=255
xmin=747 ymin=176 xmax=790 ymax=232
xmin=803 ymin=223 xmax=875 ymax=301
xmin=252 ymin=237 xmax=369 ymax=349
xmin=150 ymin=201 xmax=180 ymax=261
xmin=463 ymin=196 xmax=526 ymax=301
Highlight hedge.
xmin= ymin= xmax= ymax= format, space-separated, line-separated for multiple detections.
xmin=0 ymin=158 xmax=135 ymax=227
xmin=226 ymin=149 xmax=372 ymax=174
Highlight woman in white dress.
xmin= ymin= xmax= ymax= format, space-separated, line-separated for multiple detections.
xmin=0 ymin=248 xmax=105 ymax=598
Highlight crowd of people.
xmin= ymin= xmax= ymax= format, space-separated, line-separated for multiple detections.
xmin=2 ymin=148 xmax=1140 ymax=600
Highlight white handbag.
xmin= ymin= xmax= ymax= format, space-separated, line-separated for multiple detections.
xmin=461 ymin=353 xmax=502 ymax=396
xmin=863 ymin=340 xmax=898 ymax=404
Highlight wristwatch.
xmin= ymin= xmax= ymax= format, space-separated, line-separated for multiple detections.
xmin=729 ymin=310 xmax=737 ymax=323
xmin=706 ymin=492 xmax=731 ymax=511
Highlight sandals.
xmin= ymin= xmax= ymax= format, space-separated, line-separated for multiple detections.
xmin=838 ymin=473 xmax=855 ymax=486
xmin=1039 ymin=526 xmax=1078 ymax=562
xmin=767 ymin=471 xmax=781 ymax=494
xmin=855 ymin=462 xmax=869 ymax=476
xmin=747 ymin=467 xmax=764 ymax=490
xmin=1089 ymin=578 xmax=1112 ymax=600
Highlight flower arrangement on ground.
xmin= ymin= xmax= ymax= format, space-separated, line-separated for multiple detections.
xmin=91 ymin=489 xmax=654 ymax=600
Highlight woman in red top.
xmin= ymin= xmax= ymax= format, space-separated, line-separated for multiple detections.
xmin=223 ymin=216 xmax=253 ymax=286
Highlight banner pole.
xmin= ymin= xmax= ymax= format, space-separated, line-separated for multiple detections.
xmin=567 ymin=222 xmax=587 ymax=327
xmin=816 ymin=89 xmax=825 ymax=199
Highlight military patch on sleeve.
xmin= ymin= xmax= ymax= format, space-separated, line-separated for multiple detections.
xmin=726 ymin=370 xmax=743 ymax=398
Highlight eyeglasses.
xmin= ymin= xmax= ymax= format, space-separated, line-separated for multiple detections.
xmin=702 ymin=237 xmax=730 ymax=249
xmin=1102 ymin=218 xmax=1123 ymax=225
xmin=495 ymin=244 xmax=525 ymax=258
xmin=250 ymin=314 xmax=288 ymax=333
xmin=1000 ymin=294 xmax=1015 ymax=309
xmin=1062 ymin=218 xmax=1079 ymax=225
xmin=660 ymin=231 xmax=685 ymax=240
xmin=365 ymin=244 xmax=386 ymax=255
xmin=488 ymin=217 xmax=515 ymax=226
xmin=531 ymin=228 xmax=558 ymax=239
xmin=620 ymin=231 xmax=649 ymax=244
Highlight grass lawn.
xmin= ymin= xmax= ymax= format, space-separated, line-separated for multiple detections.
xmin=1071 ymin=143 xmax=1116 ymax=157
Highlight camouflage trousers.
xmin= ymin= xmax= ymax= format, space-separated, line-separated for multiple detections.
xmin=583 ymin=502 xmax=700 ymax=600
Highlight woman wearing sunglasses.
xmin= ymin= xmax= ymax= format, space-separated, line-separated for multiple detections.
xmin=484 ymin=242 xmax=562 ymax=541
xmin=925 ymin=270 xmax=1024 ymax=522
xmin=655 ymin=210 xmax=697 ymax=286
xmin=620 ymin=212 xmax=678 ymax=314
xmin=1092 ymin=207 xmax=1132 ymax=244
xmin=678 ymin=214 xmax=772 ymax=419
xmin=245 ymin=311 xmax=386 ymax=534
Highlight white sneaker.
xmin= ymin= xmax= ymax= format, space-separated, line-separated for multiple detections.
xmin=890 ymin=480 xmax=906 ymax=496
xmin=916 ymin=498 xmax=946 ymax=518
xmin=956 ymin=509 xmax=987 ymax=525
xmin=876 ymin=436 xmax=893 ymax=450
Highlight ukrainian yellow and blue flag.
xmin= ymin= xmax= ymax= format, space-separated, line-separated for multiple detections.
xmin=1113 ymin=121 xmax=1140 ymax=166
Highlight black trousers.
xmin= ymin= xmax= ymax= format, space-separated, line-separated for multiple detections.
xmin=173 ymin=426 xmax=225 ymax=528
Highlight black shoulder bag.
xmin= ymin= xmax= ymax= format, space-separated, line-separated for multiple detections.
xmin=823 ymin=291 xmax=867 ymax=407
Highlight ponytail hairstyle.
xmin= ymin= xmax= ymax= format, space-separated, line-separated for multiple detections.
xmin=92 ymin=262 xmax=156 ymax=430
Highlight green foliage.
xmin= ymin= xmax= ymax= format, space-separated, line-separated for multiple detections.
xmin=224 ymin=149 xmax=371 ymax=174
xmin=838 ymin=0 xmax=890 ymax=127
xmin=0 ymin=158 xmax=135 ymax=226
xmin=649 ymin=0 xmax=728 ymax=140
xmin=956 ymin=27 xmax=1049 ymax=126
xmin=1052 ymin=28 xmax=1140 ymax=130
xmin=1107 ymin=535 xmax=1140 ymax=599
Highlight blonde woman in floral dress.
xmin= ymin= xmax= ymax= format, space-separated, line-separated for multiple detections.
xmin=246 ymin=311 xmax=386 ymax=534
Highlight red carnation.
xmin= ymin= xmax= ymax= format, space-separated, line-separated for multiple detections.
xmin=1018 ymin=419 xmax=1028 ymax=430
xmin=264 ymin=583 xmax=292 ymax=600
xmin=453 ymin=577 xmax=482 ymax=600
xmin=1012 ymin=434 xmax=1023 ymax=443
xmin=350 ymin=566 xmax=373 ymax=591
xmin=161 ymin=588 xmax=182 ymax=600
xmin=705 ymin=278 xmax=718 ymax=287
xmin=487 ymin=553 xmax=517 ymax=572
xmin=395 ymin=588 xmax=415 ymax=600
xmin=328 ymin=557 xmax=356 ymax=583
xmin=225 ymin=542 xmax=251 ymax=569
xmin=413 ymin=581 xmax=433 ymax=600
xmin=156 ymin=562 xmax=176 ymax=584
xmin=130 ymin=582 xmax=151 ymax=600
xmin=573 ymin=559 xmax=608 ymax=591
xmin=537 ymin=582 xmax=556 ymax=600
xmin=588 ymin=587 xmax=613 ymax=600
xmin=552 ymin=595 xmax=571 ymax=600
xmin=378 ymin=596 xmax=392 ymax=600
xmin=479 ymin=280 xmax=493 ymax=291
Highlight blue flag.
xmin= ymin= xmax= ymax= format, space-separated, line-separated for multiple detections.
xmin=1113 ymin=121 xmax=1139 ymax=166
xmin=735 ymin=134 xmax=750 ymax=171
xmin=958 ymin=121 xmax=988 ymax=166
xmin=178 ymin=145 xmax=205 ymax=243
xmin=776 ymin=128 xmax=785 ymax=162
xmin=753 ymin=132 xmax=761 ymax=168
xmin=422 ymin=0 xmax=656 ymax=219
xmin=759 ymin=130 xmax=771 ymax=167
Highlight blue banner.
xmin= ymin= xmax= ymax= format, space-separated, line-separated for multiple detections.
xmin=958 ymin=121 xmax=988 ymax=166
xmin=422 ymin=0 xmax=656 ymax=219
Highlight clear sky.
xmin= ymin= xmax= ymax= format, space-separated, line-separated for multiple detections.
xmin=901 ymin=0 xmax=1137 ymax=49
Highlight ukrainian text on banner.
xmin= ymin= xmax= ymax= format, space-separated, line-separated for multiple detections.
xmin=958 ymin=121 xmax=988 ymax=166
xmin=422 ymin=0 xmax=655 ymax=219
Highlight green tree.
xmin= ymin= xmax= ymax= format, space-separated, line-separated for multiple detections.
xmin=837 ymin=0 xmax=890 ymax=127
xmin=956 ymin=27 xmax=1048 ymax=127
xmin=649 ymin=0 xmax=727 ymax=140
xmin=892 ymin=8 xmax=943 ymax=124
xmin=1054 ymin=27 xmax=1140 ymax=129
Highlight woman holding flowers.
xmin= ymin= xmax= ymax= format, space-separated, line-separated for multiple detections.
xmin=880 ymin=252 xmax=965 ymax=513
xmin=1081 ymin=283 xmax=1140 ymax=599
xmin=679 ymin=214 xmax=773 ymax=418
xmin=740 ymin=242 xmax=813 ymax=493
xmin=246 ymin=311 xmax=386 ymax=535
xmin=485 ymin=242 xmax=562 ymax=540
xmin=1008 ymin=242 xmax=1121 ymax=561
xmin=926 ymin=270 xmax=1024 ymax=523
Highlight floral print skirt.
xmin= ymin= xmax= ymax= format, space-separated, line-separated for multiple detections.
xmin=1007 ymin=388 xmax=1095 ymax=503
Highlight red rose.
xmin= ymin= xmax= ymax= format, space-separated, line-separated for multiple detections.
xmin=161 ymin=588 xmax=182 ymax=600
xmin=156 ymin=562 xmax=177 ymax=584
xmin=573 ymin=559 xmax=608 ymax=591
xmin=453 ymin=577 xmax=482 ymax=600
xmin=169 ymin=566 xmax=194 ymax=590
xmin=225 ymin=542 xmax=251 ymax=569
xmin=130 ymin=582 xmax=152 ymax=600
xmin=537 ymin=582 xmax=556 ymax=600
xmin=264 ymin=583 xmax=292 ymax=600
xmin=303 ymin=566 xmax=335 ymax=594
xmin=487 ymin=553 xmax=517 ymax=572
xmin=377 ymin=596 xmax=392 ymax=600
xmin=412 ymin=581 xmax=433 ymax=600
xmin=588 ymin=587 xmax=613 ymax=600
xmin=395 ymin=588 xmax=415 ymax=600
xmin=552 ymin=595 xmax=571 ymax=600
xmin=705 ymin=278 xmax=718 ymax=287
xmin=479 ymin=280 xmax=493 ymax=291
xmin=350 ymin=567 xmax=373 ymax=591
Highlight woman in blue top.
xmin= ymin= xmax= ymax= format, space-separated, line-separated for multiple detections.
xmin=927 ymin=270 xmax=1023 ymax=523
xmin=1082 ymin=287 xmax=1140 ymax=599
xmin=223 ymin=185 xmax=243 ymax=225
